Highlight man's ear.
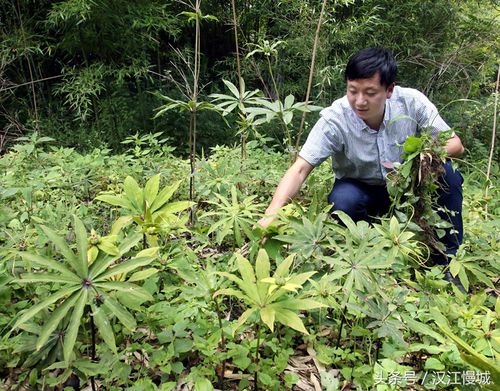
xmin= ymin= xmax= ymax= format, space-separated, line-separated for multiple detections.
xmin=386 ymin=83 xmax=395 ymax=98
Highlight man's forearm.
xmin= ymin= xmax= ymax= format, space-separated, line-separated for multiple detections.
xmin=264 ymin=157 xmax=314 ymax=217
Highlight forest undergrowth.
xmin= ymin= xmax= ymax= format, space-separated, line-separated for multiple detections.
xmin=0 ymin=134 xmax=498 ymax=390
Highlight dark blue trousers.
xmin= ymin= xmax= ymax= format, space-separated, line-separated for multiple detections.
xmin=328 ymin=161 xmax=463 ymax=264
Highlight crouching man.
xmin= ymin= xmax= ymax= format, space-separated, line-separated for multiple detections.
xmin=258 ymin=48 xmax=464 ymax=278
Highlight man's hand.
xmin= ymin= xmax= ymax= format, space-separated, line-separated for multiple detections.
xmin=257 ymin=214 xmax=276 ymax=230
xmin=258 ymin=157 xmax=314 ymax=229
xmin=445 ymin=135 xmax=465 ymax=157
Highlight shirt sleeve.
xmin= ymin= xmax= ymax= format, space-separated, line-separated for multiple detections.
xmin=413 ymin=90 xmax=452 ymax=137
xmin=299 ymin=116 xmax=340 ymax=167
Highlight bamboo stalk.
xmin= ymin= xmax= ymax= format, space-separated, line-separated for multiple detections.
xmin=294 ymin=0 xmax=328 ymax=161
xmin=485 ymin=64 xmax=500 ymax=215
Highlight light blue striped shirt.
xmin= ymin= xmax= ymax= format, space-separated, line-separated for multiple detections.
xmin=299 ymin=86 xmax=451 ymax=185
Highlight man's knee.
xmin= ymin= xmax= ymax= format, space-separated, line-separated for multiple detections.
xmin=328 ymin=181 xmax=368 ymax=221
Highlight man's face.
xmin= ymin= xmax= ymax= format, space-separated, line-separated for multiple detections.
xmin=346 ymin=72 xmax=394 ymax=129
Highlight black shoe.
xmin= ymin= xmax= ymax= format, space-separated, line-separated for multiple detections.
xmin=443 ymin=271 xmax=466 ymax=293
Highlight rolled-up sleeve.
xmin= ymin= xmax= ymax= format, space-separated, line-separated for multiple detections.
xmin=413 ymin=90 xmax=452 ymax=137
xmin=299 ymin=117 xmax=339 ymax=167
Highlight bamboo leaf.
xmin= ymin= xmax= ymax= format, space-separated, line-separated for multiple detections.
xmin=63 ymin=289 xmax=88 ymax=363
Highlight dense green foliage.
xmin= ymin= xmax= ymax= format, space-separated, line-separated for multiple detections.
xmin=1 ymin=1 xmax=499 ymax=389
xmin=1 ymin=0 xmax=498 ymax=157
xmin=0 ymin=135 xmax=498 ymax=389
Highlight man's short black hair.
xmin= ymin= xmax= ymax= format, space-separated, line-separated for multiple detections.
xmin=345 ymin=48 xmax=397 ymax=88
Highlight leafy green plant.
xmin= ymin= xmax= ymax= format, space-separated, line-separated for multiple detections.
xmin=245 ymin=94 xmax=322 ymax=160
xmin=386 ymin=129 xmax=454 ymax=255
xmin=96 ymin=175 xmax=193 ymax=246
xmin=10 ymin=216 xmax=157 ymax=365
xmin=201 ymin=185 xmax=263 ymax=248
xmin=214 ymin=248 xmax=325 ymax=388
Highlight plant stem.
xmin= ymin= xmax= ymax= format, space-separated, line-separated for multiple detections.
xmin=254 ymin=323 xmax=261 ymax=391
xmin=230 ymin=0 xmax=246 ymax=162
xmin=485 ymin=64 xmax=499 ymax=216
xmin=295 ymin=0 xmax=328 ymax=160
xmin=336 ymin=309 xmax=346 ymax=348
xmin=214 ymin=298 xmax=226 ymax=390
xmin=89 ymin=311 xmax=97 ymax=391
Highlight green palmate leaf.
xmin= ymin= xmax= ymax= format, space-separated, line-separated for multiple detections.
xmin=95 ymin=194 xmax=133 ymax=210
xmin=63 ymin=289 xmax=88 ymax=363
xmin=94 ymin=281 xmax=153 ymax=302
xmin=156 ymin=200 xmax=194 ymax=215
xmin=401 ymin=314 xmax=447 ymax=344
xmin=12 ymin=286 xmax=80 ymax=330
xmin=234 ymin=307 xmax=257 ymax=334
xmin=103 ymin=296 xmax=136 ymax=330
xmin=36 ymin=292 xmax=80 ymax=351
xmin=255 ymin=249 xmax=271 ymax=301
xmin=91 ymin=305 xmax=116 ymax=353
xmin=110 ymin=216 xmax=133 ymax=235
xmin=97 ymin=241 xmax=119 ymax=256
xmin=274 ymin=308 xmax=308 ymax=335
xmin=128 ymin=268 xmax=158 ymax=282
xmin=94 ymin=256 xmax=156 ymax=281
xmin=213 ymin=288 xmax=246 ymax=301
xmin=40 ymin=225 xmax=75 ymax=263
xmin=18 ymin=252 xmax=79 ymax=281
xmin=260 ymin=307 xmax=276 ymax=332
xmin=273 ymin=299 xmax=327 ymax=311
xmin=89 ymin=233 xmax=142 ymax=278
xmin=274 ymin=254 xmax=295 ymax=278
xmin=144 ymin=174 xmax=160 ymax=206
xmin=18 ymin=273 xmax=80 ymax=285
xmin=435 ymin=322 xmax=500 ymax=386
xmin=40 ymin=225 xmax=82 ymax=276
xmin=73 ymin=216 xmax=89 ymax=276
xmin=285 ymin=271 xmax=316 ymax=288
xmin=150 ymin=180 xmax=181 ymax=213
xmin=236 ymin=254 xmax=256 ymax=284
xmin=123 ymin=176 xmax=143 ymax=211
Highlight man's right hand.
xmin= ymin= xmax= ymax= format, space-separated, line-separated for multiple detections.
xmin=257 ymin=214 xmax=276 ymax=230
